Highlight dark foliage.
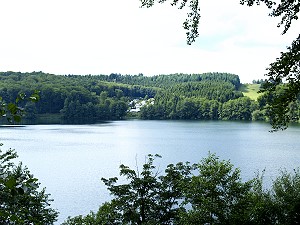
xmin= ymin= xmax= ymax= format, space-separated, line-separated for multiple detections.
xmin=0 ymin=145 xmax=58 ymax=224
xmin=63 ymin=153 xmax=300 ymax=225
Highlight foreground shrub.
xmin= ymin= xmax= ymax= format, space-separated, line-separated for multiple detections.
xmin=0 ymin=144 xmax=58 ymax=224
xmin=179 ymin=153 xmax=254 ymax=225
xmin=64 ymin=153 xmax=300 ymax=225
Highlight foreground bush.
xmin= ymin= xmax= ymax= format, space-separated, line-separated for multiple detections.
xmin=63 ymin=153 xmax=300 ymax=225
xmin=0 ymin=144 xmax=58 ymax=224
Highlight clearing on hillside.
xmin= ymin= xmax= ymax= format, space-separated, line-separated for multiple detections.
xmin=239 ymin=84 xmax=261 ymax=100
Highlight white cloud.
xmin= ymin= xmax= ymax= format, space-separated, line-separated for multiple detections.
xmin=0 ymin=0 xmax=299 ymax=83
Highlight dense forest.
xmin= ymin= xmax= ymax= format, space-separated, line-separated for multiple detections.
xmin=0 ymin=71 xmax=299 ymax=124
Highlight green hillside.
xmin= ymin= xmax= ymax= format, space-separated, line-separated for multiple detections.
xmin=240 ymin=84 xmax=261 ymax=100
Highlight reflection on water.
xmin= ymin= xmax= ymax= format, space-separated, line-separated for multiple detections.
xmin=0 ymin=120 xmax=299 ymax=224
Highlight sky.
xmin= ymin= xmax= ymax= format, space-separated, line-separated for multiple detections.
xmin=1 ymin=0 xmax=299 ymax=83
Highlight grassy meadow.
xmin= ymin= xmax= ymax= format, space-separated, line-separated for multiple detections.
xmin=240 ymin=84 xmax=261 ymax=100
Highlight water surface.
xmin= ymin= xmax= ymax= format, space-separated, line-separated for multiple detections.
xmin=0 ymin=120 xmax=299 ymax=223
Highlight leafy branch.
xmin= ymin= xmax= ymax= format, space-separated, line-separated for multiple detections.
xmin=0 ymin=91 xmax=40 ymax=123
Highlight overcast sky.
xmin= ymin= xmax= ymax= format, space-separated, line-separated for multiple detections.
xmin=1 ymin=0 xmax=299 ymax=83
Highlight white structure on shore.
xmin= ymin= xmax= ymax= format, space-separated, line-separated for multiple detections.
xmin=129 ymin=98 xmax=154 ymax=112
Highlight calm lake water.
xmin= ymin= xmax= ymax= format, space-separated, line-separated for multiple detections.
xmin=1 ymin=120 xmax=300 ymax=224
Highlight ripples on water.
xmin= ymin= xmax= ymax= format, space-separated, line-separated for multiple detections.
xmin=1 ymin=120 xmax=299 ymax=224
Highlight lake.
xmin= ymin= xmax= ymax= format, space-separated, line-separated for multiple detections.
xmin=1 ymin=120 xmax=300 ymax=224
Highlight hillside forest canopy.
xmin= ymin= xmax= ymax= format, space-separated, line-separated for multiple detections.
xmin=0 ymin=71 xmax=299 ymax=127
xmin=140 ymin=0 xmax=300 ymax=130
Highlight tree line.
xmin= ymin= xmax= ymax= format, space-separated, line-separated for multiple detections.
xmin=95 ymin=72 xmax=241 ymax=90
xmin=0 ymin=71 xmax=156 ymax=123
xmin=0 ymin=71 xmax=299 ymax=125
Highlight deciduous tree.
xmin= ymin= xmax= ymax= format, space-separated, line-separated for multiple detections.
xmin=180 ymin=153 xmax=254 ymax=224
xmin=0 ymin=145 xmax=58 ymax=224
xmin=101 ymin=154 xmax=191 ymax=225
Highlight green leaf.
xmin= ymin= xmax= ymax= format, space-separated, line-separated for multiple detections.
xmin=5 ymin=177 xmax=16 ymax=189
xmin=10 ymin=214 xmax=19 ymax=222
xmin=16 ymin=93 xmax=26 ymax=103
xmin=0 ymin=110 xmax=5 ymax=117
xmin=29 ymin=91 xmax=40 ymax=102
xmin=7 ymin=103 xmax=18 ymax=114
xmin=26 ymin=177 xmax=39 ymax=183
xmin=13 ymin=115 xmax=22 ymax=122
